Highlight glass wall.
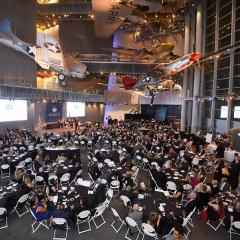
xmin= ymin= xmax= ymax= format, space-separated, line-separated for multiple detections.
xmin=205 ymin=0 xmax=216 ymax=54
xmin=218 ymin=0 xmax=232 ymax=49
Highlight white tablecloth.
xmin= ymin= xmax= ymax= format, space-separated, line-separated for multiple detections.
xmin=224 ymin=150 xmax=239 ymax=162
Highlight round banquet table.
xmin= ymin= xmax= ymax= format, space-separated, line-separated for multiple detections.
xmin=138 ymin=191 xmax=182 ymax=222
xmin=44 ymin=146 xmax=80 ymax=160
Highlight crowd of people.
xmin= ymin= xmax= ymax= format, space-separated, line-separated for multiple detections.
xmin=0 ymin=120 xmax=239 ymax=239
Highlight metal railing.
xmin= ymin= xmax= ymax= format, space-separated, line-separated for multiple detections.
xmin=0 ymin=84 xmax=104 ymax=102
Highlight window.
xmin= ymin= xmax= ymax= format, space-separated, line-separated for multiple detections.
xmin=220 ymin=106 xmax=228 ymax=118
xmin=234 ymin=106 xmax=240 ymax=119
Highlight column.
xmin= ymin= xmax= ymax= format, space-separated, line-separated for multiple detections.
xmin=180 ymin=14 xmax=190 ymax=131
xmin=226 ymin=0 xmax=236 ymax=132
xmin=191 ymin=2 xmax=203 ymax=133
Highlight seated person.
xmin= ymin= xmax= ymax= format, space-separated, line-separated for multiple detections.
xmin=147 ymin=211 xmax=161 ymax=230
xmin=224 ymin=200 xmax=240 ymax=230
xmin=219 ymin=178 xmax=231 ymax=192
xmin=196 ymin=184 xmax=211 ymax=211
xmin=209 ymin=179 xmax=220 ymax=197
xmin=30 ymin=197 xmax=53 ymax=223
xmin=165 ymin=224 xmax=187 ymax=240
xmin=128 ymin=203 xmax=143 ymax=226
xmin=12 ymin=170 xmax=23 ymax=185
xmin=183 ymin=191 xmax=197 ymax=217
xmin=206 ymin=198 xmax=225 ymax=222
xmin=51 ymin=204 xmax=71 ymax=226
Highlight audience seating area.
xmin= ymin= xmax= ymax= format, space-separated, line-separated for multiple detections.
xmin=0 ymin=121 xmax=239 ymax=240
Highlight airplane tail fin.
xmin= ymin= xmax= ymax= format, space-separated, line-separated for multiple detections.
xmin=122 ymin=76 xmax=138 ymax=90
xmin=0 ymin=19 xmax=12 ymax=35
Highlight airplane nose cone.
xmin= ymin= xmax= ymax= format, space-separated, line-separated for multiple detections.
xmin=190 ymin=52 xmax=201 ymax=62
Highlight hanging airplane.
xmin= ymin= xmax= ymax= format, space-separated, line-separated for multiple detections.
xmin=101 ymin=43 xmax=174 ymax=62
xmin=132 ymin=52 xmax=201 ymax=89
xmin=0 ymin=19 xmax=87 ymax=83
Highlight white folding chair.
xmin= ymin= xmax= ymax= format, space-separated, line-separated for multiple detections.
xmin=110 ymin=180 xmax=120 ymax=193
xmin=166 ymin=181 xmax=177 ymax=196
xmin=120 ymin=195 xmax=131 ymax=208
xmin=181 ymin=184 xmax=192 ymax=203
xmin=132 ymin=167 xmax=139 ymax=189
xmin=80 ymin=141 xmax=86 ymax=149
xmin=77 ymin=210 xmax=91 ymax=234
xmin=29 ymin=208 xmax=49 ymax=233
xmin=102 ymin=189 xmax=113 ymax=208
xmin=192 ymin=157 xmax=199 ymax=169
xmin=0 ymin=208 xmax=8 ymax=230
xmin=52 ymin=218 xmax=69 ymax=240
xmin=25 ymin=157 xmax=33 ymax=170
xmin=35 ymin=175 xmax=46 ymax=188
xmin=1 ymin=164 xmax=10 ymax=178
xmin=206 ymin=211 xmax=225 ymax=231
xmin=90 ymin=204 xmax=107 ymax=229
xmin=87 ymin=140 xmax=93 ymax=149
xmin=142 ymin=158 xmax=149 ymax=170
xmin=110 ymin=207 xmax=126 ymax=233
xmin=149 ymin=170 xmax=162 ymax=191
xmin=70 ymin=170 xmax=82 ymax=185
xmin=60 ymin=173 xmax=70 ymax=186
xmin=48 ymin=174 xmax=59 ymax=189
xmin=182 ymin=207 xmax=196 ymax=237
xmin=141 ymin=223 xmax=158 ymax=240
xmin=229 ymin=221 xmax=240 ymax=240
xmin=125 ymin=217 xmax=141 ymax=240
xmin=11 ymin=194 xmax=29 ymax=217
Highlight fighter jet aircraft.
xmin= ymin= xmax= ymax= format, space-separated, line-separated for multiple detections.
xmin=0 ymin=19 xmax=87 ymax=82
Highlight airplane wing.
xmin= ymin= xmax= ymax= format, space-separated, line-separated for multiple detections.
xmin=97 ymin=82 xmax=125 ymax=89
xmin=0 ymin=19 xmax=36 ymax=59
xmin=92 ymin=0 xmax=133 ymax=38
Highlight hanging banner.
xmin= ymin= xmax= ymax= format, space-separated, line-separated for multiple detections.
xmin=45 ymin=102 xmax=62 ymax=122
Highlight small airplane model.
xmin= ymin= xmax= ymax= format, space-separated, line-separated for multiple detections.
xmin=0 ymin=19 xmax=87 ymax=84
xmin=92 ymin=0 xmax=162 ymax=39
xmin=132 ymin=52 xmax=201 ymax=90
xmin=98 ymin=75 xmax=182 ymax=100
xmin=101 ymin=43 xmax=174 ymax=62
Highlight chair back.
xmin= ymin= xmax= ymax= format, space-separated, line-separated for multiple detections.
xmin=125 ymin=217 xmax=137 ymax=228
xmin=141 ymin=223 xmax=157 ymax=237
xmin=120 ymin=195 xmax=131 ymax=207
xmin=166 ymin=181 xmax=177 ymax=191
xmin=0 ymin=207 xmax=7 ymax=216
xmin=52 ymin=218 xmax=68 ymax=229
xmin=18 ymin=194 xmax=29 ymax=204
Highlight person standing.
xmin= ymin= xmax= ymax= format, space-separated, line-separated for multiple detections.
xmin=229 ymin=153 xmax=240 ymax=190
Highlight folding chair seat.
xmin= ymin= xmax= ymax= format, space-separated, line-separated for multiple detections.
xmin=1 ymin=164 xmax=10 ymax=178
xmin=110 ymin=180 xmax=120 ymax=193
xmin=0 ymin=208 xmax=8 ymax=230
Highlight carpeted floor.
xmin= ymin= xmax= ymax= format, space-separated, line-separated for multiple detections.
xmin=0 ymin=151 xmax=237 ymax=240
